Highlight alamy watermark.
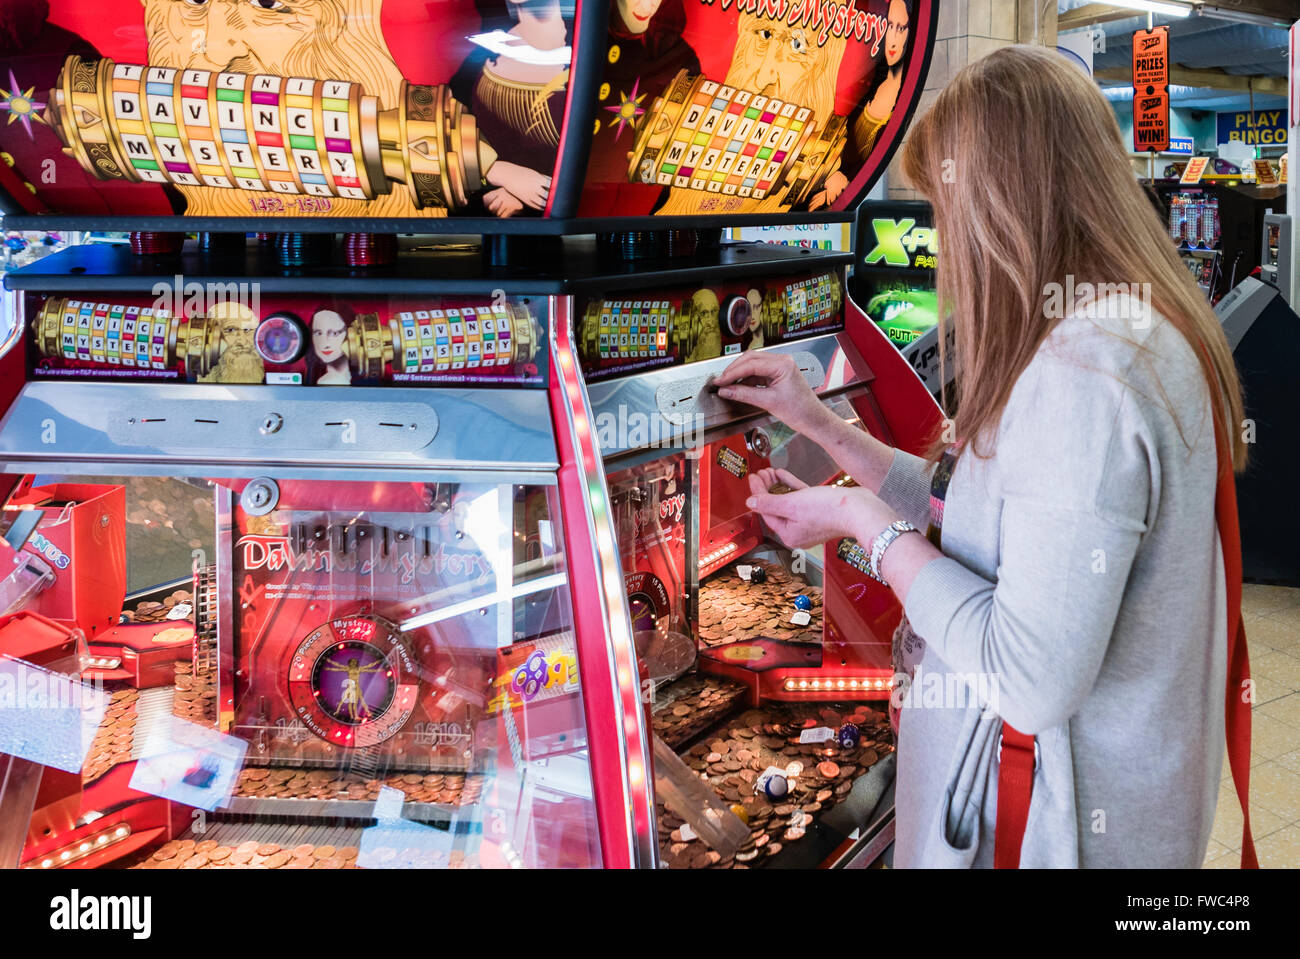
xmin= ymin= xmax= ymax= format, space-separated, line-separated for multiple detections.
xmin=594 ymin=404 xmax=706 ymax=452
xmin=1043 ymin=276 xmax=1152 ymax=329
xmin=151 ymin=274 xmax=261 ymax=319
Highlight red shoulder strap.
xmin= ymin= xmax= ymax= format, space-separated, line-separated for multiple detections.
xmin=996 ymin=423 xmax=1257 ymax=868
xmin=1214 ymin=422 xmax=1258 ymax=868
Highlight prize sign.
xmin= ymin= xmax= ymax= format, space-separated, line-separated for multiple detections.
xmin=1132 ymin=26 xmax=1170 ymax=154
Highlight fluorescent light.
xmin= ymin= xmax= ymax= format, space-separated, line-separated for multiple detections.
xmin=1106 ymin=0 xmax=1193 ymax=17
xmin=1193 ymin=6 xmax=1293 ymax=27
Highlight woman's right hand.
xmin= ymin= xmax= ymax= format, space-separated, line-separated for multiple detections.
xmin=714 ymin=352 xmax=831 ymax=437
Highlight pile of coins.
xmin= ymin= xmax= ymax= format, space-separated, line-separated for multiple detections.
xmin=171 ymin=660 xmax=217 ymax=725
xmin=652 ymin=675 xmax=748 ymax=749
xmin=121 ymin=589 xmax=192 ymax=625
xmin=130 ymin=839 xmax=360 ymax=870
xmin=82 ymin=689 xmax=139 ymax=783
xmin=232 ymin=768 xmax=486 ymax=806
xmin=697 ymin=560 xmax=823 ymax=647
xmin=657 ymin=703 xmax=893 ymax=869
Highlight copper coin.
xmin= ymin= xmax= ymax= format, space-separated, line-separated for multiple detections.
xmin=754 ymin=834 xmax=770 ymax=848
xmin=195 ymin=839 xmax=218 ymax=853
xmin=313 ymin=844 xmax=337 ymax=859
xmin=816 ymin=788 xmax=833 ymax=802
xmin=766 ymin=842 xmax=783 ymax=856
xmin=336 ymin=845 xmax=359 ymax=860
xmin=180 ymin=853 xmax=208 ymax=868
xmin=261 ymin=851 xmax=289 ymax=868
xmin=208 ymin=846 xmax=232 ymax=862
xmin=152 ymin=842 xmax=181 ymax=862
xmin=229 ymin=850 xmax=253 ymax=865
xmin=255 ymin=843 xmax=280 ymax=856
xmin=315 ymin=856 xmax=345 ymax=869
xmin=784 ymin=826 xmax=806 ymax=841
xmin=292 ymin=843 xmax=316 ymax=858
xmin=817 ymin=761 xmax=840 ymax=779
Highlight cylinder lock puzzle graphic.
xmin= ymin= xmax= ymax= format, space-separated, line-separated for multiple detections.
xmin=48 ymin=56 xmax=500 ymax=211
xmin=627 ymin=70 xmax=847 ymax=207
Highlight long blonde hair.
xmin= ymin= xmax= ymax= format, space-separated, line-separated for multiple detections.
xmin=901 ymin=45 xmax=1246 ymax=469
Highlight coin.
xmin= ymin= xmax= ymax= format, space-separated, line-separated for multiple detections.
xmin=208 ymin=846 xmax=232 ymax=862
xmin=255 ymin=843 xmax=280 ymax=857
xmin=817 ymin=761 xmax=840 ymax=779
xmin=313 ymin=844 xmax=337 ymax=859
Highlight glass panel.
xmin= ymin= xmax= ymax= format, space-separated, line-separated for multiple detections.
xmin=0 ymin=471 xmax=600 ymax=869
xmin=608 ymin=387 xmax=896 ymax=869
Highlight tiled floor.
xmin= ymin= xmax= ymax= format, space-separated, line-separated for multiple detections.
xmin=1204 ymin=584 xmax=1300 ymax=868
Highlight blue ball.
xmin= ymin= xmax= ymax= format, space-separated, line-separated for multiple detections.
xmin=837 ymin=722 xmax=861 ymax=749
xmin=793 ymin=595 xmax=812 ymax=611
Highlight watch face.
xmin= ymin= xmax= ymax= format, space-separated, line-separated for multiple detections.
xmin=255 ymin=312 xmax=306 ymax=364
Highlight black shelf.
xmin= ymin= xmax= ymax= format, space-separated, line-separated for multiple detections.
xmin=0 ymin=211 xmax=854 ymax=237
xmin=4 ymin=236 xmax=851 ymax=295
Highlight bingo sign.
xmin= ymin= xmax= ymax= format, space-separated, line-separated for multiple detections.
xmin=1132 ymin=26 xmax=1170 ymax=153
xmin=1217 ymin=111 xmax=1289 ymax=148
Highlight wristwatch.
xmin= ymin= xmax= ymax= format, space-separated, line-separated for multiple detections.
xmin=868 ymin=520 xmax=921 ymax=587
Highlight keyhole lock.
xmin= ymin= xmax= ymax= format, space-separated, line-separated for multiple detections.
xmin=241 ymin=477 xmax=280 ymax=516
xmin=259 ymin=413 xmax=284 ymax=435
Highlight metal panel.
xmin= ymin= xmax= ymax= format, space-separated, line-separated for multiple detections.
xmin=587 ymin=332 xmax=873 ymax=461
xmin=0 ymin=382 xmax=558 ymax=472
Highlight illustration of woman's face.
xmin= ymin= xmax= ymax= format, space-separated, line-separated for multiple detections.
xmin=885 ymin=0 xmax=910 ymax=66
xmin=618 ymin=0 xmax=663 ymax=34
xmin=312 ymin=310 xmax=347 ymax=363
xmin=746 ymin=290 xmax=763 ymax=332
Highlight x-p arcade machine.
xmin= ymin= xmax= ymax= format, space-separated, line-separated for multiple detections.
xmin=0 ymin=0 xmax=939 ymax=870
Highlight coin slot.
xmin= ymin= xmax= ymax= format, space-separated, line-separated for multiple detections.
xmin=193 ymin=418 xmax=219 ymax=424
xmin=141 ymin=418 xmax=166 ymax=423
xmin=378 ymin=422 xmax=404 ymax=428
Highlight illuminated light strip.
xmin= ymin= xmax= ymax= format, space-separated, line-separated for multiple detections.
xmin=550 ymin=302 xmax=655 ymax=868
xmin=25 ymin=823 xmax=132 ymax=868
xmin=782 ymin=677 xmax=891 ymax=691
xmin=698 ymin=541 xmax=738 ymax=568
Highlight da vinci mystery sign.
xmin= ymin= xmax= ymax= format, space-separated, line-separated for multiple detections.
xmin=1132 ymin=26 xmax=1170 ymax=153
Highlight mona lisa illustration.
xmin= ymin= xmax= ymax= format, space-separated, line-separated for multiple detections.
xmin=307 ymin=306 xmax=353 ymax=386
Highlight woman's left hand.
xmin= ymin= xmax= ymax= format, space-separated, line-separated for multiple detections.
xmin=745 ymin=480 xmax=901 ymax=550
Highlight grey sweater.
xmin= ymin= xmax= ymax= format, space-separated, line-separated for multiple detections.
xmin=878 ymin=294 xmax=1226 ymax=868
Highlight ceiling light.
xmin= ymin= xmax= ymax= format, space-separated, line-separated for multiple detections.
xmin=1105 ymin=0 xmax=1193 ymax=17
xmin=1193 ymin=6 xmax=1293 ymax=27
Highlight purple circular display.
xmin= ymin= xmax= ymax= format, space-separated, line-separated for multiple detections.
xmin=309 ymin=641 xmax=397 ymax=725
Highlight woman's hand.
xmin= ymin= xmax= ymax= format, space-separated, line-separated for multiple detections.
xmin=714 ymin=352 xmax=832 ymax=438
xmin=748 ymin=467 xmax=807 ymax=497
xmin=745 ymin=483 xmax=901 ymax=551
xmin=486 ymin=162 xmax=551 ymax=210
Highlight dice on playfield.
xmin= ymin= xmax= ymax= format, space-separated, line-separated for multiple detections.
xmin=793 ymin=594 xmax=812 ymax=611
xmin=836 ymin=722 xmax=861 ymax=749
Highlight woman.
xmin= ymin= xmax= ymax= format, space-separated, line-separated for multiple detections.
xmin=714 ymin=46 xmax=1248 ymax=868
xmin=849 ymin=0 xmax=913 ymax=165
xmin=307 ymin=306 xmax=354 ymax=386
xmin=450 ymin=0 xmax=570 ymax=217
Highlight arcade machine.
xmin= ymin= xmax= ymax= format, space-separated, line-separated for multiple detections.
xmin=0 ymin=0 xmax=941 ymax=870
xmin=568 ymin=0 xmax=942 ymax=869
xmin=1214 ymin=277 xmax=1300 ymax=587
xmin=851 ymin=199 xmax=951 ymax=397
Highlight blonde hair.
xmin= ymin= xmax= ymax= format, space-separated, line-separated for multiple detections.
xmin=901 ymin=45 xmax=1246 ymax=470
